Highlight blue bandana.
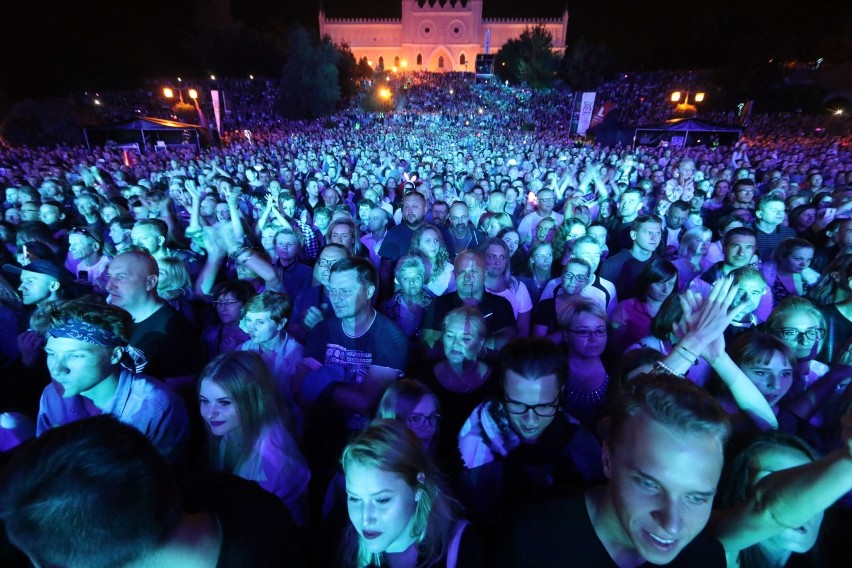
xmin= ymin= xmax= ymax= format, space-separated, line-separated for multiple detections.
xmin=48 ymin=320 xmax=148 ymax=373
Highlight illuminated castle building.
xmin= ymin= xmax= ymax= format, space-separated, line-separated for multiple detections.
xmin=319 ymin=0 xmax=568 ymax=72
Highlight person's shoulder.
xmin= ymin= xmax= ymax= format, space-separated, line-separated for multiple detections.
xmin=602 ymin=249 xmax=629 ymax=264
xmin=126 ymin=372 xmax=182 ymax=403
xmin=373 ymin=311 xmax=405 ymax=334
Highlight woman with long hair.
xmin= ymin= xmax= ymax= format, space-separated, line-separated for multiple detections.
xmin=497 ymin=227 xmax=528 ymax=279
xmin=519 ymin=240 xmax=555 ymax=306
xmin=551 ymin=217 xmax=588 ymax=267
xmin=198 ymin=351 xmax=310 ymax=526
xmin=326 ymin=217 xmax=370 ymax=259
xmin=609 ymin=259 xmax=678 ymax=354
xmin=409 ymin=224 xmax=455 ymax=296
xmin=480 ymin=238 xmax=532 ymax=337
xmin=339 ymin=420 xmax=481 ymax=567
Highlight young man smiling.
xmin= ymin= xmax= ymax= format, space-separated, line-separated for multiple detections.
xmin=500 ymin=374 xmax=731 ymax=567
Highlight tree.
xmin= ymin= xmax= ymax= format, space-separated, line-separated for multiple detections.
xmin=560 ymin=38 xmax=612 ymax=92
xmin=495 ymin=25 xmax=559 ymax=89
xmin=335 ymin=42 xmax=359 ymax=100
xmin=356 ymin=57 xmax=374 ymax=81
xmin=278 ymin=27 xmax=341 ymax=119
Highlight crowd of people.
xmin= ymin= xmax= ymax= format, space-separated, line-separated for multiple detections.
xmin=0 ymin=69 xmax=851 ymax=567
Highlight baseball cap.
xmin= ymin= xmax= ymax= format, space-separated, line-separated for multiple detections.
xmin=3 ymin=259 xmax=74 ymax=283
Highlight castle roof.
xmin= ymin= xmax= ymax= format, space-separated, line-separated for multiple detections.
xmin=321 ymin=0 xmax=566 ymax=20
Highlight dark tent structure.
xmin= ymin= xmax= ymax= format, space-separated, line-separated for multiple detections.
xmin=586 ymin=116 xmax=635 ymax=148
xmin=83 ymin=117 xmax=204 ymax=152
xmin=633 ymin=117 xmax=742 ymax=148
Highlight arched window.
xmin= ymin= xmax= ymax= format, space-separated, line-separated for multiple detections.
xmin=394 ymin=56 xmax=400 ymax=67
xmin=438 ymin=56 xmax=445 ymax=68
xmin=416 ymin=53 xmax=423 ymax=65
xmin=378 ymin=56 xmax=384 ymax=69
xmin=460 ymin=53 xmax=466 ymax=65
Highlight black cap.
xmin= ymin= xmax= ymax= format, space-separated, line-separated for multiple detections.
xmin=2 ymin=260 xmax=74 ymax=283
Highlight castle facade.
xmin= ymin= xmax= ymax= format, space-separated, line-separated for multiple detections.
xmin=319 ymin=0 xmax=568 ymax=72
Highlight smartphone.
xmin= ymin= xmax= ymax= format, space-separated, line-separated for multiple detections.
xmin=78 ymin=270 xmax=89 ymax=281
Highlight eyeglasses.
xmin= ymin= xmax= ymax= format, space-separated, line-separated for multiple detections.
xmin=569 ymin=327 xmax=608 ymax=338
xmin=503 ymin=392 xmax=560 ymax=417
xmin=214 ymin=300 xmax=241 ymax=306
xmin=563 ymin=273 xmax=589 ymax=283
xmin=774 ymin=327 xmax=825 ymax=342
xmin=408 ymin=413 xmax=441 ymax=429
xmin=317 ymin=257 xmax=340 ymax=268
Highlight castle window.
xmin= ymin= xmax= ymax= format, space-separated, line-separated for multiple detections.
xmin=438 ymin=56 xmax=445 ymax=69
xmin=417 ymin=54 xmax=422 ymax=66
xmin=460 ymin=54 xmax=466 ymax=65
xmin=394 ymin=56 xmax=400 ymax=68
xmin=378 ymin=56 xmax=384 ymax=69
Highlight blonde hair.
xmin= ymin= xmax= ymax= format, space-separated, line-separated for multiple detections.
xmin=341 ymin=420 xmax=458 ymax=567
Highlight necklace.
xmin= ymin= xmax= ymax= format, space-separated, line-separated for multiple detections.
xmin=343 ymin=309 xmax=378 ymax=339
xmin=565 ymin=361 xmax=608 ymax=406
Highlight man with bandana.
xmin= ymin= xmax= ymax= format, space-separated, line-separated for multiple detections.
xmin=36 ymin=298 xmax=189 ymax=464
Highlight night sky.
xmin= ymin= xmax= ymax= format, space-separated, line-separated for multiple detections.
xmin=0 ymin=0 xmax=849 ymax=102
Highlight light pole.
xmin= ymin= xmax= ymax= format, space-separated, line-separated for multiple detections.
xmin=670 ymin=90 xmax=706 ymax=115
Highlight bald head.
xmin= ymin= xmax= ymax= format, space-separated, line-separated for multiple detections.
xmin=115 ymin=250 xmax=159 ymax=277
xmin=106 ymin=251 xmax=160 ymax=316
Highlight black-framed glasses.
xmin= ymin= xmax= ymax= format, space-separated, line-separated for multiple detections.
xmin=316 ymin=257 xmax=340 ymax=268
xmin=774 ymin=327 xmax=824 ymax=342
xmin=563 ymin=273 xmax=589 ymax=283
xmin=408 ymin=413 xmax=441 ymax=429
xmin=569 ymin=327 xmax=607 ymax=338
xmin=503 ymin=392 xmax=560 ymax=417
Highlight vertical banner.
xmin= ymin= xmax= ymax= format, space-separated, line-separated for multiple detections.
xmin=577 ymin=91 xmax=596 ymax=135
xmin=211 ymin=90 xmax=221 ymax=133
xmin=485 ymin=28 xmax=491 ymax=55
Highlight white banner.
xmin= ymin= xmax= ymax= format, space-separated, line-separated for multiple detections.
xmin=211 ymin=90 xmax=221 ymax=133
xmin=577 ymin=91 xmax=596 ymax=135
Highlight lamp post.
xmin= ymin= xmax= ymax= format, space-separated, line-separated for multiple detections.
xmin=670 ymin=90 xmax=705 ymax=116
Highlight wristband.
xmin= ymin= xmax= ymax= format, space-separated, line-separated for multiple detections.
xmin=675 ymin=343 xmax=698 ymax=360
xmin=672 ymin=346 xmax=696 ymax=365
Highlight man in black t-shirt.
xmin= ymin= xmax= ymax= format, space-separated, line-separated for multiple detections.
xmin=377 ymin=191 xmax=427 ymax=299
xmin=106 ymin=251 xmax=201 ymax=388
